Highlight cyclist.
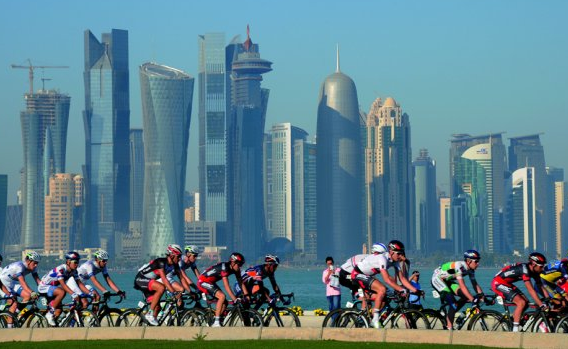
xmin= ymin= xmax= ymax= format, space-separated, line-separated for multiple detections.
xmin=38 ymin=251 xmax=91 ymax=326
xmin=69 ymin=249 xmax=125 ymax=305
xmin=351 ymin=240 xmax=420 ymax=328
xmin=338 ymin=243 xmax=387 ymax=298
xmin=234 ymin=254 xmax=281 ymax=309
xmin=491 ymin=252 xmax=550 ymax=332
xmin=134 ymin=244 xmax=184 ymax=326
xmin=431 ymin=249 xmax=484 ymax=330
xmin=0 ymin=251 xmax=41 ymax=328
xmin=197 ymin=252 xmax=249 ymax=327
xmin=539 ymin=258 xmax=568 ymax=305
xmin=157 ymin=245 xmax=201 ymax=294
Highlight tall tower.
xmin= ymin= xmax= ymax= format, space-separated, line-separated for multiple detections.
xmin=316 ymin=49 xmax=363 ymax=261
xmin=20 ymin=90 xmax=70 ymax=249
xmin=198 ymin=33 xmax=228 ymax=223
xmin=44 ymin=173 xmax=81 ymax=252
xmin=365 ymin=97 xmax=413 ymax=249
xmin=129 ymin=129 xmax=144 ymax=223
xmin=509 ymin=167 xmax=537 ymax=252
xmin=0 ymin=174 xmax=7 ymax=250
xmin=139 ymin=62 xmax=194 ymax=258
xmin=412 ymin=149 xmax=438 ymax=252
xmin=226 ymin=26 xmax=272 ymax=260
xmin=83 ymin=29 xmax=130 ymax=254
xmin=293 ymin=139 xmax=317 ymax=258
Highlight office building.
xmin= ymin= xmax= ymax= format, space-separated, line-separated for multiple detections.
xmin=316 ymin=51 xmax=363 ymax=260
xmin=439 ymin=197 xmax=451 ymax=240
xmin=263 ymin=133 xmax=273 ymax=239
xmin=20 ymin=90 xmax=70 ymax=249
xmin=226 ymin=27 xmax=272 ymax=259
xmin=509 ymin=167 xmax=537 ymax=252
xmin=553 ymin=182 xmax=568 ymax=258
xmin=83 ymin=29 xmax=130 ymax=254
xmin=198 ymin=33 xmax=228 ymax=223
xmin=130 ymin=129 xmax=144 ymax=222
xmin=413 ymin=149 xmax=438 ymax=252
xmin=139 ymin=62 xmax=194 ymax=258
xmin=365 ymin=97 xmax=413 ymax=249
xmin=293 ymin=139 xmax=317 ymax=258
xmin=0 ymin=175 xmax=6 ymax=250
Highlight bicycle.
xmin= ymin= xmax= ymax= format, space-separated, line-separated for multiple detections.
xmin=321 ymin=298 xmax=361 ymax=327
xmin=53 ymin=295 xmax=99 ymax=327
xmin=90 ymin=292 xmax=125 ymax=327
xmin=495 ymin=298 xmax=556 ymax=332
xmin=0 ymin=296 xmax=49 ymax=328
xmin=255 ymin=293 xmax=301 ymax=327
xmin=116 ymin=292 xmax=186 ymax=327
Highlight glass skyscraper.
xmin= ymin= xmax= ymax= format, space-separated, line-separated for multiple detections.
xmin=83 ymin=29 xmax=130 ymax=254
xmin=412 ymin=149 xmax=438 ymax=252
xmin=293 ymin=140 xmax=317 ymax=258
xmin=198 ymin=33 xmax=228 ymax=223
xmin=316 ymin=53 xmax=363 ymax=261
xmin=130 ymin=129 xmax=144 ymax=222
xmin=139 ymin=62 xmax=194 ymax=258
xmin=20 ymin=90 xmax=70 ymax=249
xmin=226 ymin=27 xmax=272 ymax=260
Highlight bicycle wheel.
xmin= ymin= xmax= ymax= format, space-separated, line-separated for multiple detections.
xmin=467 ymin=310 xmax=507 ymax=331
xmin=531 ymin=313 xmax=553 ymax=333
xmin=98 ymin=308 xmax=123 ymax=327
xmin=0 ymin=312 xmax=17 ymax=328
xmin=554 ymin=314 xmax=568 ymax=333
xmin=226 ymin=308 xmax=263 ymax=327
xmin=389 ymin=310 xmax=430 ymax=329
xmin=20 ymin=312 xmax=48 ymax=328
xmin=321 ymin=308 xmax=345 ymax=327
xmin=179 ymin=309 xmax=203 ymax=327
xmin=81 ymin=310 xmax=100 ymax=327
xmin=336 ymin=311 xmax=369 ymax=328
xmin=115 ymin=309 xmax=144 ymax=327
xmin=263 ymin=307 xmax=301 ymax=327
xmin=421 ymin=308 xmax=446 ymax=330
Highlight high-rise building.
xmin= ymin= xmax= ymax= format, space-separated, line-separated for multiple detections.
xmin=508 ymin=135 xmax=549 ymax=252
xmin=293 ymin=139 xmax=317 ymax=258
xmin=83 ymin=29 xmax=130 ymax=254
xmin=129 ymin=129 xmax=144 ymax=222
xmin=263 ymin=133 xmax=273 ymax=238
xmin=439 ymin=197 xmax=451 ymax=240
xmin=226 ymin=27 xmax=272 ymax=260
xmin=198 ymin=33 xmax=228 ymax=223
xmin=553 ymin=182 xmax=568 ymax=258
xmin=44 ymin=174 xmax=83 ymax=252
xmin=20 ymin=90 xmax=70 ymax=249
xmin=412 ymin=149 xmax=438 ymax=252
xmin=451 ymin=134 xmax=507 ymax=253
xmin=0 ymin=175 xmax=7 ymax=250
xmin=139 ymin=62 xmax=194 ymax=258
xmin=365 ymin=97 xmax=413 ymax=249
xmin=509 ymin=167 xmax=537 ymax=252
xmin=268 ymin=123 xmax=308 ymax=243
xmin=316 ymin=51 xmax=363 ymax=261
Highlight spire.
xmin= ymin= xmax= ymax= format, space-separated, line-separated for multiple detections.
xmin=244 ymin=24 xmax=253 ymax=52
xmin=336 ymin=44 xmax=340 ymax=72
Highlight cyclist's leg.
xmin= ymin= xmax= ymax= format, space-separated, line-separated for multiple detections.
xmin=431 ymin=272 xmax=455 ymax=329
xmin=50 ymin=287 xmax=66 ymax=318
xmin=494 ymin=282 xmax=525 ymax=331
xmin=510 ymin=293 xmax=527 ymax=328
xmin=148 ymin=280 xmax=165 ymax=315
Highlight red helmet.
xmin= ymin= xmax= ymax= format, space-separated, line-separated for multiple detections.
xmin=529 ymin=252 xmax=546 ymax=266
xmin=388 ymin=240 xmax=405 ymax=252
xmin=166 ymin=244 xmax=183 ymax=257
xmin=65 ymin=251 xmax=81 ymax=261
xmin=230 ymin=252 xmax=245 ymax=265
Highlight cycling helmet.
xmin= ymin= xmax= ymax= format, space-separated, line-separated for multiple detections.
xmin=65 ymin=251 xmax=81 ymax=261
xmin=230 ymin=252 xmax=245 ymax=264
xmin=464 ymin=249 xmax=481 ymax=261
xmin=184 ymin=245 xmax=199 ymax=255
xmin=25 ymin=251 xmax=41 ymax=262
xmin=166 ymin=244 xmax=183 ymax=256
xmin=372 ymin=243 xmax=388 ymax=254
xmin=388 ymin=240 xmax=405 ymax=252
xmin=529 ymin=252 xmax=546 ymax=266
xmin=94 ymin=249 xmax=109 ymax=261
xmin=265 ymin=254 xmax=280 ymax=265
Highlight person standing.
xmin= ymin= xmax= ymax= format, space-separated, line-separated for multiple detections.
xmin=322 ymin=256 xmax=341 ymax=315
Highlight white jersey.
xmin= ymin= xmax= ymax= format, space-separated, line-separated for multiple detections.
xmin=40 ymin=264 xmax=78 ymax=286
xmin=0 ymin=261 xmax=37 ymax=284
xmin=77 ymin=260 xmax=109 ymax=282
xmin=357 ymin=254 xmax=399 ymax=276
xmin=341 ymin=254 xmax=368 ymax=273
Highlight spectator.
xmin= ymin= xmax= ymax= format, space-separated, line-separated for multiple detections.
xmin=408 ymin=270 xmax=422 ymax=309
xmin=322 ymin=256 xmax=341 ymax=316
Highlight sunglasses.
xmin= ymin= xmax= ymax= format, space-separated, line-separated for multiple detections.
xmin=235 ymin=262 xmax=244 ymax=267
xmin=69 ymin=260 xmax=79 ymax=265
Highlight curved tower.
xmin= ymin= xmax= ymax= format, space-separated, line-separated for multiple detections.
xmin=139 ymin=63 xmax=194 ymax=258
xmin=316 ymin=50 xmax=363 ymax=260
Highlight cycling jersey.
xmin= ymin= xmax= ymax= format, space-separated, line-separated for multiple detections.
xmin=39 ymin=264 xmax=79 ymax=286
xmin=435 ymin=261 xmax=475 ymax=282
xmin=241 ymin=265 xmax=275 ymax=286
xmin=493 ymin=263 xmax=537 ymax=285
xmin=340 ymin=254 xmax=368 ymax=273
xmin=76 ymin=260 xmax=109 ymax=282
xmin=159 ymin=258 xmax=198 ymax=283
xmin=0 ymin=261 xmax=38 ymax=283
xmin=198 ymin=262 xmax=236 ymax=284
xmin=540 ymin=259 xmax=568 ymax=285
xmin=136 ymin=258 xmax=180 ymax=280
xmin=356 ymin=254 xmax=399 ymax=276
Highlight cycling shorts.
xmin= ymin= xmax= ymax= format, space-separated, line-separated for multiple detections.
xmin=197 ymin=281 xmax=220 ymax=297
xmin=491 ymin=280 xmax=523 ymax=302
xmin=38 ymin=284 xmax=58 ymax=297
xmin=338 ymin=269 xmax=359 ymax=295
xmin=351 ymin=273 xmax=375 ymax=291
xmin=2 ymin=281 xmax=23 ymax=296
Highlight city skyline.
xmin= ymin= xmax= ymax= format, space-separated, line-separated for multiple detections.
xmin=1 ymin=1 xmax=567 ymax=204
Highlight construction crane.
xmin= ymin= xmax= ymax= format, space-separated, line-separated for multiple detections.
xmin=11 ymin=59 xmax=69 ymax=94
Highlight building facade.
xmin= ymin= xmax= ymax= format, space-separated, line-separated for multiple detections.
xmin=20 ymin=90 xmax=70 ymax=249
xmin=198 ymin=33 xmax=228 ymax=223
xmin=129 ymin=129 xmax=144 ymax=222
xmin=509 ymin=167 xmax=537 ymax=252
xmin=0 ymin=175 xmax=6 ymax=250
xmin=365 ymin=97 xmax=413 ymax=249
xmin=139 ymin=62 xmax=194 ymax=258
xmin=316 ymin=54 xmax=363 ymax=261
xmin=293 ymin=139 xmax=317 ymax=258
xmin=412 ymin=149 xmax=438 ymax=252
xmin=83 ymin=29 xmax=130 ymax=254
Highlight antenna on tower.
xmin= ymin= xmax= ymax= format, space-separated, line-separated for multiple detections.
xmin=336 ymin=44 xmax=340 ymax=72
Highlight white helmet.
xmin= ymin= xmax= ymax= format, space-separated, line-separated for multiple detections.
xmin=372 ymin=243 xmax=388 ymax=254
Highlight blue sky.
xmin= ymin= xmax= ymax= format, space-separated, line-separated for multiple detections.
xmin=1 ymin=0 xmax=567 ymax=204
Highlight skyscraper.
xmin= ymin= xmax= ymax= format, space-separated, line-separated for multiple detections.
xmin=508 ymin=134 xmax=549 ymax=252
xmin=263 ymin=133 xmax=273 ymax=239
xmin=130 ymin=129 xmax=144 ymax=222
xmin=226 ymin=27 xmax=272 ymax=259
xmin=268 ymin=123 xmax=308 ymax=243
xmin=509 ymin=167 xmax=537 ymax=252
xmin=365 ymin=97 xmax=413 ymax=249
xmin=451 ymin=134 xmax=507 ymax=253
xmin=316 ymin=51 xmax=363 ymax=260
xmin=0 ymin=175 xmax=7 ymax=250
xmin=293 ymin=139 xmax=317 ymax=258
xmin=553 ymin=182 xmax=568 ymax=258
xmin=139 ymin=62 xmax=194 ymax=258
xmin=198 ymin=33 xmax=228 ymax=223
xmin=413 ymin=149 xmax=438 ymax=252
xmin=20 ymin=90 xmax=70 ymax=249
xmin=83 ymin=29 xmax=130 ymax=254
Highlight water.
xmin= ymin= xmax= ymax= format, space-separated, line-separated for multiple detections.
xmin=105 ymin=266 xmax=504 ymax=310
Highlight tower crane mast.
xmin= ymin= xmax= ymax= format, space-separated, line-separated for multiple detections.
xmin=11 ymin=59 xmax=69 ymax=94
